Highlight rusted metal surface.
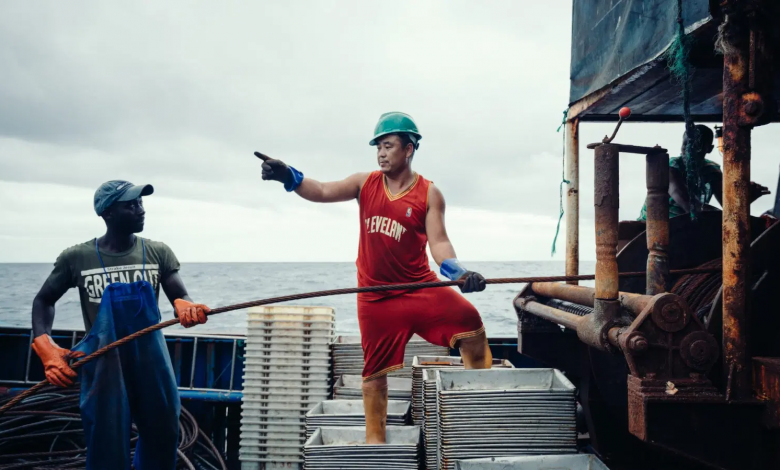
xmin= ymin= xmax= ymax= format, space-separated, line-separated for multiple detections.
xmin=567 ymin=85 xmax=612 ymax=121
xmin=619 ymin=294 xmax=653 ymax=317
xmin=619 ymin=293 xmax=719 ymax=380
xmin=581 ymin=300 xmax=621 ymax=352
xmin=515 ymin=298 xmax=585 ymax=331
xmin=617 ymin=211 xmax=725 ymax=295
xmin=607 ymin=326 xmax=628 ymax=351
xmin=530 ymin=282 xmax=652 ymax=315
xmin=587 ymin=142 xmax=623 ymax=351
xmin=531 ymin=282 xmax=594 ymax=307
xmin=594 ymin=143 xmax=620 ymax=301
xmin=626 ymin=375 xmax=770 ymax=470
xmin=753 ymin=357 xmax=780 ymax=428
xmin=627 ymin=375 xmax=722 ymax=440
xmin=586 ymin=143 xmax=667 ymax=154
xmin=721 ymin=15 xmax=752 ymax=402
xmin=645 ymin=152 xmax=670 ymax=295
xmin=719 ymin=0 xmax=776 ymax=401
xmin=565 ymin=118 xmax=580 ymax=285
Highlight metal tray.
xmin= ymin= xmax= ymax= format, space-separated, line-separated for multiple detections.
xmin=306 ymin=399 xmax=410 ymax=417
xmin=304 ymin=425 xmax=420 ymax=447
xmin=435 ymin=369 xmax=575 ymax=393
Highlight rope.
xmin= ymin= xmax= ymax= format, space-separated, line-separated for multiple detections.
xmin=671 ymin=259 xmax=723 ymax=323
xmin=0 ymin=266 xmax=718 ymax=416
xmin=0 ymin=387 xmax=226 ymax=470
xmin=668 ymin=0 xmax=702 ymax=219
xmin=552 ymin=109 xmax=571 ymax=256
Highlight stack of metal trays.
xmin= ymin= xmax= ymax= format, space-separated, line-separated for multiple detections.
xmin=332 ymin=335 xmax=448 ymax=378
xmin=422 ymin=369 xmax=441 ymax=470
xmin=453 ymin=454 xmax=609 ymax=470
xmin=333 ymin=374 xmax=413 ymax=401
xmin=239 ymin=306 xmax=335 ymax=470
xmin=435 ymin=369 xmax=577 ymax=470
xmin=304 ymin=426 xmax=422 ymax=470
xmin=304 ymin=399 xmax=412 ymax=439
xmin=411 ymin=356 xmax=515 ymax=425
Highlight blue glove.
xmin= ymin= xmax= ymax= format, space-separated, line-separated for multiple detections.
xmin=283 ymin=166 xmax=304 ymax=192
xmin=441 ymin=258 xmax=486 ymax=293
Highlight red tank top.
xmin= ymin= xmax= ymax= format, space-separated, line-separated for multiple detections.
xmin=356 ymin=171 xmax=440 ymax=301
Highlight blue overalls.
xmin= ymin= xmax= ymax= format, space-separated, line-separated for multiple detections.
xmin=73 ymin=239 xmax=181 ymax=470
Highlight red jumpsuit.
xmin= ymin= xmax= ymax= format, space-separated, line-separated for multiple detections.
xmin=356 ymin=171 xmax=484 ymax=381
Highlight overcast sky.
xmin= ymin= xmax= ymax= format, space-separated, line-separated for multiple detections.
xmin=1 ymin=1 xmax=777 ymax=263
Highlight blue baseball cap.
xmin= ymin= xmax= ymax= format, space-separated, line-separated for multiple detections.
xmin=94 ymin=180 xmax=154 ymax=216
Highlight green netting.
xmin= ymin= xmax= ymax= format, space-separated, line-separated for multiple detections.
xmin=667 ymin=0 xmax=703 ymax=219
xmin=551 ymin=109 xmax=570 ymax=256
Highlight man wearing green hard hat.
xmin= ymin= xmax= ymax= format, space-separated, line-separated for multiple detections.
xmin=255 ymin=111 xmax=492 ymax=444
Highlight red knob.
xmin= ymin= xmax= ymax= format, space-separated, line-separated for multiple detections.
xmin=619 ymin=107 xmax=631 ymax=119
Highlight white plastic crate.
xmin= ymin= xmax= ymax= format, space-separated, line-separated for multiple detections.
xmin=240 ymin=306 xmax=334 ymax=470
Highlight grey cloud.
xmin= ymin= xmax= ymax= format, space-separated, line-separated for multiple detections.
xmin=1 ymin=0 xmax=777 ymax=225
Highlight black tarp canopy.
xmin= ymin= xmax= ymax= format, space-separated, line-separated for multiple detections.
xmin=568 ymin=0 xmax=780 ymax=122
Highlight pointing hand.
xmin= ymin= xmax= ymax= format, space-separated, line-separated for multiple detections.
xmin=254 ymin=152 xmax=292 ymax=186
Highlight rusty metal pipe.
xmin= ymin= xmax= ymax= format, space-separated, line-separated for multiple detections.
xmin=531 ymin=282 xmax=594 ymax=307
xmin=518 ymin=297 xmax=626 ymax=354
xmin=529 ymin=282 xmax=652 ymax=315
xmin=721 ymin=7 xmax=754 ymax=400
xmin=607 ymin=326 xmax=626 ymax=351
xmin=565 ymin=118 xmax=580 ymax=285
xmin=645 ymin=152 xmax=670 ymax=294
xmin=516 ymin=298 xmax=585 ymax=331
xmin=594 ymin=143 xmax=620 ymax=300
xmin=620 ymin=294 xmax=653 ymax=316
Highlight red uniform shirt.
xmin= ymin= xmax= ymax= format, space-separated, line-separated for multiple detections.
xmin=356 ymin=171 xmax=439 ymax=301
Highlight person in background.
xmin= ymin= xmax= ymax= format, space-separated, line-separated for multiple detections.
xmin=30 ymin=180 xmax=210 ymax=470
xmin=637 ymin=124 xmax=769 ymax=221
xmin=255 ymin=111 xmax=492 ymax=444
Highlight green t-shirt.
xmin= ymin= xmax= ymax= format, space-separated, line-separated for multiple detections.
xmin=44 ymin=237 xmax=180 ymax=333
xmin=637 ymin=156 xmax=722 ymax=221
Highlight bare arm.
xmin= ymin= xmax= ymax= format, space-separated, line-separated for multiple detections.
xmin=255 ymin=151 xmax=368 ymax=203
xmin=668 ymin=167 xmax=692 ymax=212
xmin=32 ymin=282 xmax=69 ymax=338
xmin=674 ymin=167 xmax=766 ymax=210
xmin=294 ymin=172 xmax=370 ymax=203
xmin=160 ymin=271 xmax=193 ymax=306
xmin=425 ymin=184 xmax=486 ymax=293
xmin=425 ymin=184 xmax=458 ymax=266
xmin=161 ymin=270 xmax=212 ymax=328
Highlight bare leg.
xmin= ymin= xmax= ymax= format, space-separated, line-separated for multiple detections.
xmin=458 ymin=332 xmax=493 ymax=369
xmin=362 ymin=375 xmax=388 ymax=444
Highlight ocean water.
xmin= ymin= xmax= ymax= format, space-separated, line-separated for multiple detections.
xmin=0 ymin=261 xmax=595 ymax=336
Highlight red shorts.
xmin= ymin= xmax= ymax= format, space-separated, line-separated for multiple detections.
xmin=357 ymin=287 xmax=485 ymax=381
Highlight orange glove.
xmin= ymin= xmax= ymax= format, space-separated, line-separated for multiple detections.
xmin=174 ymin=299 xmax=210 ymax=328
xmin=31 ymin=334 xmax=85 ymax=388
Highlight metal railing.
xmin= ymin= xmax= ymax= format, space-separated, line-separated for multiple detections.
xmin=0 ymin=327 xmax=246 ymax=402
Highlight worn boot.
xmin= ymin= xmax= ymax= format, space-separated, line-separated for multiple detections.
xmin=459 ymin=333 xmax=493 ymax=369
xmin=362 ymin=379 xmax=389 ymax=444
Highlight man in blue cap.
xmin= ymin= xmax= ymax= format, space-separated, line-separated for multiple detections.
xmin=30 ymin=180 xmax=210 ymax=469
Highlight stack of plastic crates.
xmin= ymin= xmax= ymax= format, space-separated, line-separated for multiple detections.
xmin=239 ymin=306 xmax=335 ymax=470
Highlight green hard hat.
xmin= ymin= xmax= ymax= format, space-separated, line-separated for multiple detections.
xmin=369 ymin=111 xmax=422 ymax=148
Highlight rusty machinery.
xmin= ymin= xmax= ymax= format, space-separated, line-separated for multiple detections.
xmin=516 ymin=103 xmax=780 ymax=470
xmin=516 ymin=2 xmax=780 ymax=469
